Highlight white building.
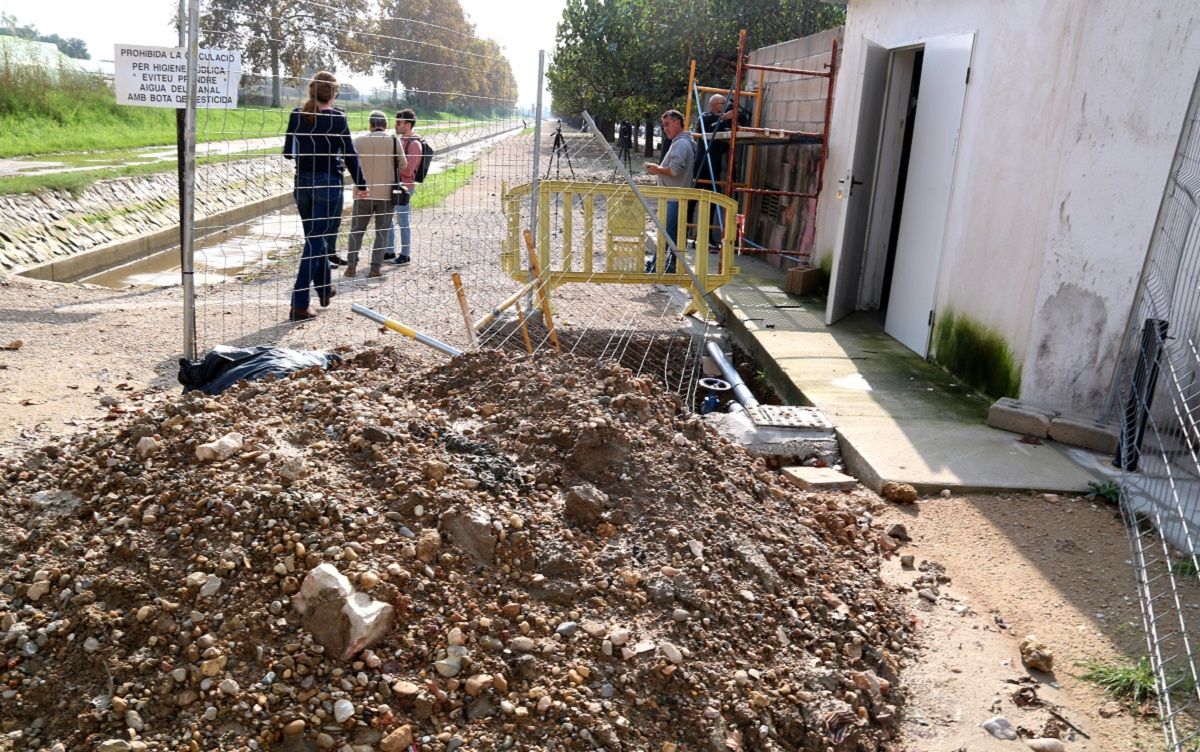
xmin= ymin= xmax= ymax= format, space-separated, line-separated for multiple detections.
xmin=816 ymin=0 xmax=1200 ymax=416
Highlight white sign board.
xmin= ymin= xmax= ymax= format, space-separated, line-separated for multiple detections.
xmin=114 ymin=45 xmax=241 ymax=109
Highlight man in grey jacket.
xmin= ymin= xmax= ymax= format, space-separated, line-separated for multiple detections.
xmin=644 ymin=109 xmax=694 ymax=274
xmin=345 ymin=110 xmax=399 ymax=277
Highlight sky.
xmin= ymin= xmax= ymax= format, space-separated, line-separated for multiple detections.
xmin=5 ymin=0 xmax=566 ymax=109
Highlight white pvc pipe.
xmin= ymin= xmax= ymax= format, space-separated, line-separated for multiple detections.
xmin=705 ymin=341 xmax=759 ymax=408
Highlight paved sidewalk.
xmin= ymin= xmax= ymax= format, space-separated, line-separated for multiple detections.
xmin=714 ymin=257 xmax=1099 ymax=493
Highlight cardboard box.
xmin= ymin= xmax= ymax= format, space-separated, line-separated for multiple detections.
xmin=785 ymin=265 xmax=820 ymax=295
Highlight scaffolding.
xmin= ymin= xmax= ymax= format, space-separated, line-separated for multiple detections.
xmin=684 ymin=29 xmax=839 ymax=261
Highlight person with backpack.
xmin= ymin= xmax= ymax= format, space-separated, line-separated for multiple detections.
xmin=282 ymin=71 xmax=368 ymax=322
xmin=344 ymin=110 xmax=399 ymax=278
xmin=389 ymin=108 xmax=424 ymax=265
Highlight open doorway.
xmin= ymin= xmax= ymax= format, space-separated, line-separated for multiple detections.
xmin=868 ymin=48 xmax=924 ymax=319
xmin=825 ymin=33 xmax=974 ymax=358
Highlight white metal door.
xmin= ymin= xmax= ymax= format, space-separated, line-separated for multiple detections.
xmin=883 ymin=32 xmax=974 ymax=356
xmin=826 ymin=40 xmax=890 ymax=324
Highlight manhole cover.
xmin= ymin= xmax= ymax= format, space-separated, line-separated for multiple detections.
xmin=746 ymin=405 xmax=833 ymax=430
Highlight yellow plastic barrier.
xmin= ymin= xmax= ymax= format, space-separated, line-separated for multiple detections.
xmin=500 ymin=180 xmax=740 ymax=312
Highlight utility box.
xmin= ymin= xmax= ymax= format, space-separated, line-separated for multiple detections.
xmin=785 ymin=265 xmax=820 ymax=295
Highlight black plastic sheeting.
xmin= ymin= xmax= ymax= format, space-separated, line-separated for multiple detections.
xmin=178 ymin=345 xmax=340 ymax=395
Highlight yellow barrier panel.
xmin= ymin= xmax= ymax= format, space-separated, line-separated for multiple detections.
xmin=500 ymin=180 xmax=740 ymax=312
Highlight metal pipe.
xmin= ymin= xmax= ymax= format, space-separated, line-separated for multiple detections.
xmin=473 ymin=280 xmax=537 ymax=332
xmin=351 ymin=304 xmax=463 ymax=357
xmin=735 ymin=188 xmax=819 ymax=199
xmin=180 ymin=0 xmax=200 ymax=361
xmin=725 ymin=29 xmax=746 ymax=201
xmin=817 ymin=38 xmax=839 ymax=195
xmin=705 ymin=341 xmax=759 ymax=409
xmin=744 ymin=63 xmax=831 ymax=78
xmin=529 ymin=50 xmax=545 ymax=271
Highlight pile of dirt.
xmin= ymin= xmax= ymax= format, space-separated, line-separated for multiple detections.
xmin=0 ymin=349 xmax=913 ymax=751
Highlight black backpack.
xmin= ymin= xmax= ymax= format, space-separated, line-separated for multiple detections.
xmin=406 ymin=136 xmax=434 ymax=183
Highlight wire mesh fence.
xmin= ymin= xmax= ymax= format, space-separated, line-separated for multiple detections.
xmin=174 ymin=3 xmax=723 ymax=406
xmin=1110 ymin=67 xmax=1200 ymax=751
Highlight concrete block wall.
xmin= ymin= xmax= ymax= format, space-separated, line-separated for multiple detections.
xmin=742 ymin=27 xmax=844 ymax=268
xmin=0 ymin=161 xmax=291 ymax=274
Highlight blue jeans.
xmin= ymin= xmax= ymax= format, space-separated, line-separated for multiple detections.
xmin=387 ymin=202 xmax=412 ymax=260
xmin=292 ymin=172 xmax=342 ymax=309
xmin=646 ymin=200 xmax=679 ymax=274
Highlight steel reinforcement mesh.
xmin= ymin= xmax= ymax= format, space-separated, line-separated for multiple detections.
xmin=1110 ymin=69 xmax=1200 ymax=750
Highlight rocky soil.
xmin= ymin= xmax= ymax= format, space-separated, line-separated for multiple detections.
xmin=0 ymin=349 xmax=912 ymax=752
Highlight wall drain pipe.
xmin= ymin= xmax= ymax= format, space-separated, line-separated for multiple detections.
xmin=705 ymin=341 xmax=759 ymax=409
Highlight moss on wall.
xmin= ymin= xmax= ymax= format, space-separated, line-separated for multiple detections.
xmin=813 ymin=253 xmax=832 ymax=293
xmin=932 ymin=310 xmax=1021 ymax=399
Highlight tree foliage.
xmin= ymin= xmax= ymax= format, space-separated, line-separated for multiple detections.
xmin=199 ymin=0 xmax=516 ymax=116
xmin=0 ymin=13 xmax=89 ymax=59
xmin=373 ymin=0 xmax=516 ymax=116
xmin=200 ymin=0 xmax=370 ymax=107
xmin=548 ymin=0 xmax=843 ymax=125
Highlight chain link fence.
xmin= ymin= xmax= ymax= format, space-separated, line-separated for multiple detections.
xmin=173 ymin=2 xmax=720 ymax=406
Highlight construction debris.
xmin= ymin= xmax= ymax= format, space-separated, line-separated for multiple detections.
xmin=0 ymin=348 xmax=912 ymax=751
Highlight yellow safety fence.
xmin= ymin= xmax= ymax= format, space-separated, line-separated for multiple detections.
xmin=500 ymin=180 xmax=740 ymax=313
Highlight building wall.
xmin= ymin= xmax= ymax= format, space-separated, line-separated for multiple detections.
xmin=815 ymin=0 xmax=1200 ymax=415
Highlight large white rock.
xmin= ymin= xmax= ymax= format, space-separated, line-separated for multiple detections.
xmin=294 ymin=563 xmax=394 ymax=661
xmin=195 ymin=432 xmax=243 ymax=462
xmin=135 ymin=436 xmax=160 ymax=460
xmin=293 ymin=563 xmax=352 ymax=613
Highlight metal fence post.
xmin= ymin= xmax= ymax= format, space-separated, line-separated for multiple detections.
xmin=175 ymin=0 xmax=186 ymax=235
xmin=1114 ymin=318 xmax=1169 ymax=471
xmin=530 ymin=50 xmax=545 ymax=246
xmin=180 ymin=0 xmax=200 ymax=361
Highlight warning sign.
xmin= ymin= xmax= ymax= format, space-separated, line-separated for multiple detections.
xmin=114 ymin=45 xmax=241 ymax=109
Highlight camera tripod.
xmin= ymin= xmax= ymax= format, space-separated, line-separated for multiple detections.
xmin=545 ymin=123 xmax=575 ymax=179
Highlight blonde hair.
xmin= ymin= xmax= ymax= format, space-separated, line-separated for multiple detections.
xmin=301 ymin=71 xmax=338 ymax=124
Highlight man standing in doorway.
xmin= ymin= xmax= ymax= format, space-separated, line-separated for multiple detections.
xmin=644 ymin=109 xmax=694 ymax=274
xmin=389 ymin=108 xmax=423 ymax=265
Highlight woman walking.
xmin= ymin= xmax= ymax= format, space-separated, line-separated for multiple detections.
xmin=282 ymin=71 xmax=368 ymax=322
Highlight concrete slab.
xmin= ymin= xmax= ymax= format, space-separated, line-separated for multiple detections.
xmin=714 ymin=258 xmax=1100 ymax=494
xmin=780 ymin=466 xmax=858 ymax=491
xmin=988 ymin=397 xmax=1055 ymax=438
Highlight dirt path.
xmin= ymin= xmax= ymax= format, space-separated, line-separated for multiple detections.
xmin=874 ymin=492 xmax=1171 ymax=751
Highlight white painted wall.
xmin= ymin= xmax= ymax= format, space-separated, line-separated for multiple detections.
xmin=816 ymin=0 xmax=1200 ymax=415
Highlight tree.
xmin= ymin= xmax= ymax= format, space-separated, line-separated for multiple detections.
xmin=548 ymin=0 xmax=843 ymax=140
xmin=199 ymin=0 xmax=370 ymax=107
xmin=372 ymin=0 xmax=517 ymax=116
xmin=0 ymin=13 xmax=90 ymax=59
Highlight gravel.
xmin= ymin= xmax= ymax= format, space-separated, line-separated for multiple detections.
xmin=0 ymin=347 xmax=912 ymax=751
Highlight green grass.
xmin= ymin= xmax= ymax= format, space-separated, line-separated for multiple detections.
xmin=0 ymin=151 xmax=273 ymax=196
xmin=1173 ymin=558 xmax=1199 ymax=579
xmin=0 ymin=52 xmax=492 ymax=158
xmin=1078 ymin=658 xmax=1159 ymax=704
xmin=0 ymin=121 xmax=495 ymax=196
xmin=412 ymin=161 xmax=477 ymax=209
xmin=1087 ymin=479 xmax=1122 ymax=505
